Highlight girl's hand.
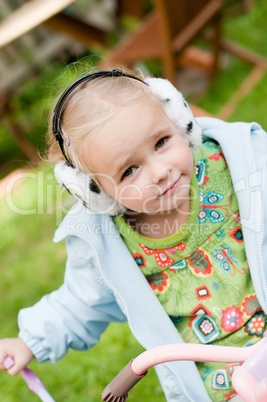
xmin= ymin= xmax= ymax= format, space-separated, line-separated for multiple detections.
xmin=0 ymin=338 xmax=34 ymax=375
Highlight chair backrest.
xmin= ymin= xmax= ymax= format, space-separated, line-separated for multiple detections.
xmin=154 ymin=0 xmax=223 ymax=82
xmin=156 ymin=0 xmax=210 ymax=39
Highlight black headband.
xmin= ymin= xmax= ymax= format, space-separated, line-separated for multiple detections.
xmin=52 ymin=69 xmax=147 ymax=168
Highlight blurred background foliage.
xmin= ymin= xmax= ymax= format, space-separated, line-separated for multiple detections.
xmin=0 ymin=0 xmax=267 ymax=400
xmin=1 ymin=0 xmax=267 ymax=180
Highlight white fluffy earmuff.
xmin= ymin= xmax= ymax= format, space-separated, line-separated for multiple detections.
xmin=54 ymin=77 xmax=202 ymax=217
xmin=146 ymin=77 xmax=202 ymax=151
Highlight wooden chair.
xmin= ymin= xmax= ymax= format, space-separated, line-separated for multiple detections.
xmin=100 ymin=0 xmax=223 ymax=85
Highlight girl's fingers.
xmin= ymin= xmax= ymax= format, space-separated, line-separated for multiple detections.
xmin=0 ymin=338 xmax=34 ymax=375
xmin=8 ymin=365 xmax=21 ymax=376
xmin=8 ymin=357 xmax=28 ymax=376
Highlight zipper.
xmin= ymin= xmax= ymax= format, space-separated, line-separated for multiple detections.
xmin=86 ymin=239 xmax=147 ymax=349
xmin=259 ymin=182 xmax=267 ymax=306
xmin=245 ymin=125 xmax=267 ymax=308
xmin=85 ymin=238 xmax=200 ymax=402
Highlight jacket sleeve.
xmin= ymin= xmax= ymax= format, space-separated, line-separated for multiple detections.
xmin=18 ymin=235 xmax=127 ymax=363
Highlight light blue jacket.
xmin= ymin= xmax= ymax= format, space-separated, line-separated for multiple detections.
xmin=18 ymin=118 xmax=267 ymax=401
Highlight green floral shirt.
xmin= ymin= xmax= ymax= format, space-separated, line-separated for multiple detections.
xmin=115 ymin=139 xmax=266 ymax=401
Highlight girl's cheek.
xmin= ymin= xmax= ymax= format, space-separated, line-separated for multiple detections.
xmin=118 ymin=184 xmax=143 ymax=205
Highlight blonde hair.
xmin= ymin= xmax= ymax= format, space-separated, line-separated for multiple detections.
xmin=47 ymin=67 xmax=162 ymax=174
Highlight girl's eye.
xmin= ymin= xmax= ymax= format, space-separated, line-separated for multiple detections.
xmin=122 ymin=166 xmax=136 ymax=179
xmin=155 ymin=136 xmax=168 ymax=150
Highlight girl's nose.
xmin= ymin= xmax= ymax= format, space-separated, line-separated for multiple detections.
xmin=151 ymin=160 xmax=170 ymax=184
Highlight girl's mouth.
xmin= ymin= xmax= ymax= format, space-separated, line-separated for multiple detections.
xmin=160 ymin=176 xmax=181 ymax=197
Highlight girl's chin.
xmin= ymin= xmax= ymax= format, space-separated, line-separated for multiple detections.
xmin=122 ymin=197 xmax=188 ymax=215
xmin=126 ymin=208 xmax=179 ymax=217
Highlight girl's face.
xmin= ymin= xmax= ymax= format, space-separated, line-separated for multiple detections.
xmin=85 ymin=103 xmax=193 ymax=216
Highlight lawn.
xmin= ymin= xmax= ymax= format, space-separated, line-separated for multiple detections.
xmin=0 ymin=0 xmax=267 ymax=401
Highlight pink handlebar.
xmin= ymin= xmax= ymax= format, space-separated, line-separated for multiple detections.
xmin=3 ymin=356 xmax=55 ymax=402
xmin=102 ymin=337 xmax=267 ymax=402
xmin=131 ymin=341 xmax=261 ymax=376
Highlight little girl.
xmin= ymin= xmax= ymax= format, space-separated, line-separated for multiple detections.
xmin=0 ymin=68 xmax=267 ymax=402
